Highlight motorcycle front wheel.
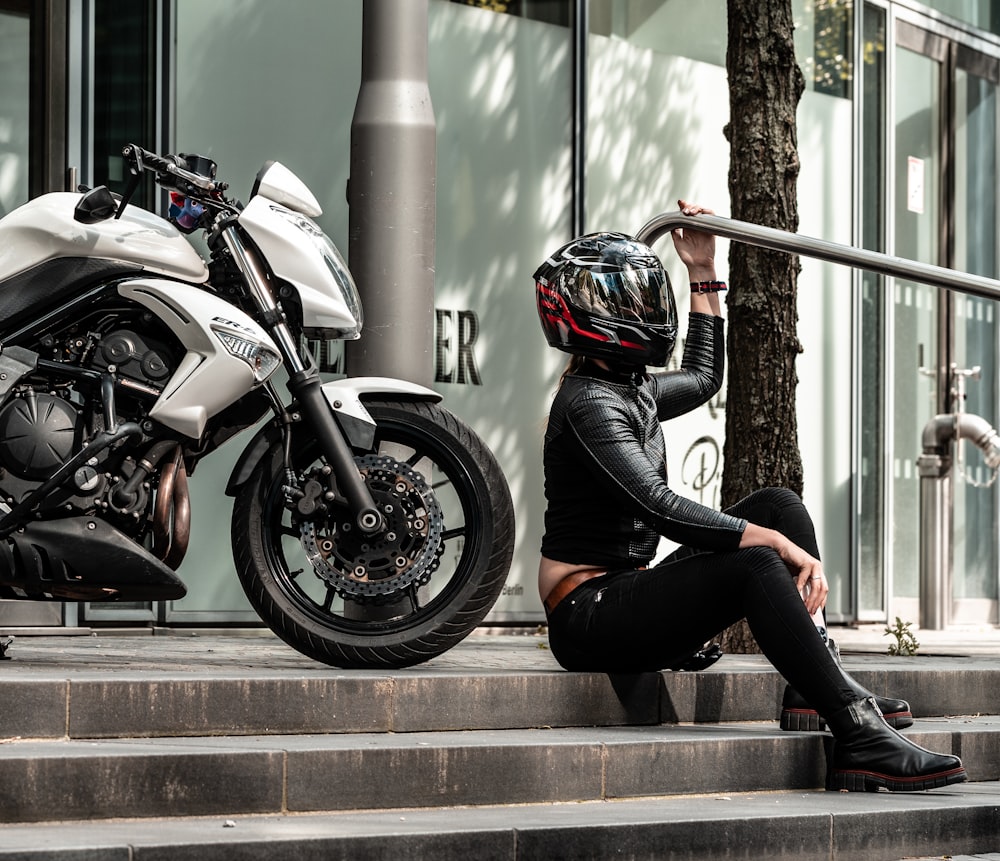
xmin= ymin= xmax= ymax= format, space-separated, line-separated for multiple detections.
xmin=232 ymin=399 xmax=515 ymax=669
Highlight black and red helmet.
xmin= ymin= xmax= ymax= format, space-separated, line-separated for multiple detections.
xmin=534 ymin=232 xmax=678 ymax=367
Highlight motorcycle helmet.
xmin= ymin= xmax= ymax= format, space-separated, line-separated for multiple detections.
xmin=534 ymin=232 xmax=678 ymax=367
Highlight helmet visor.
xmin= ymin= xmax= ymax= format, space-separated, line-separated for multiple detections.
xmin=568 ymin=267 xmax=672 ymax=325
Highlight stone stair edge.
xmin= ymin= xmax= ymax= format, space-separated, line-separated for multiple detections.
xmin=0 ymin=782 xmax=999 ymax=861
xmin=1 ymin=718 xmax=998 ymax=825
xmin=3 ymin=661 xmax=999 ymax=739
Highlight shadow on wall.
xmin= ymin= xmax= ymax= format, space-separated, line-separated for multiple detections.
xmin=429 ymin=3 xmax=715 ymax=603
xmin=174 ymin=0 xmax=361 ymax=251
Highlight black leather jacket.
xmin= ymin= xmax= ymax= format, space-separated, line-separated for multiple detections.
xmin=541 ymin=313 xmax=747 ymax=568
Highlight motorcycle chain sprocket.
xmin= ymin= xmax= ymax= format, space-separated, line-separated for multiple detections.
xmin=298 ymin=454 xmax=445 ymax=602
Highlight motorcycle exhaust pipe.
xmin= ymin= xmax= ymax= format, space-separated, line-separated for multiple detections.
xmin=152 ymin=445 xmax=191 ymax=570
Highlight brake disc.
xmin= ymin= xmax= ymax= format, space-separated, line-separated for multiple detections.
xmin=299 ymin=454 xmax=445 ymax=601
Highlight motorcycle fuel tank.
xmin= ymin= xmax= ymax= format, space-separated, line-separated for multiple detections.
xmin=0 ymin=192 xmax=209 ymax=284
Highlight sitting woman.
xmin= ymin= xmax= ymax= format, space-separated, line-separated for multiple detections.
xmin=532 ymin=201 xmax=965 ymax=792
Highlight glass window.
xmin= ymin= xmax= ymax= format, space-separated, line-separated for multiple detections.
xmin=589 ymin=0 xmax=727 ymax=66
xmin=449 ymin=0 xmax=569 ymax=26
xmin=858 ymin=3 xmax=886 ymax=617
xmin=172 ymin=0 xmax=574 ymax=622
xmin=807 ymin=0 xmax=854 ymax=98
xmin=924 ymin=0 xmax=1000 ymax=37
xmin=0 ymin=4 xmax=30 ymax=216
xmin=430 ymin=0 xmax=573 ymax=620
xmin=588 ymin=0 xmax=854 ymax=96
xmin=951 ymin=60 xmax=999 ymax=613
xmin=92 ymin=0 xmax=157 ymax=207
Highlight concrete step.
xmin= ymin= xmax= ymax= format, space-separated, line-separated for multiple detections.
xmin=0 ymin=782 xmax=998 ymax=861
xmin=2 ymin=652 xmax=999 ymax=739
xmin=0 ymin=718 xmax=997 ymax=824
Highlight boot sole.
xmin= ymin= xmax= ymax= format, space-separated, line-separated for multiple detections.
xmin=780 ymin=708 xmax=914 ymax=732
xmin=826 ymin=765 xmax=967 ymax=792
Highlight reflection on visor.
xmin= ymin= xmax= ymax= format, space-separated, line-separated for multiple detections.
xmin=569 ymin=269 xmax=672 ymax=324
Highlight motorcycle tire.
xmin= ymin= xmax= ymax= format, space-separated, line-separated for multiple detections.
xmin=232 ymin=399 xmax=515 ymax=669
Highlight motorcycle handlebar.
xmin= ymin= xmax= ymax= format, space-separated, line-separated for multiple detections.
xmin=122 ymin=144 xmax=223 ymax=194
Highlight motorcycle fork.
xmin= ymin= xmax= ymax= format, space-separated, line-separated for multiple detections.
xmin=220 ymin=225 xmax=384 ymax=534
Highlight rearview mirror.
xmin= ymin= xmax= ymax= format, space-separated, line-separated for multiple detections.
xmin=73 ymin=186 xmax=117 ymax=224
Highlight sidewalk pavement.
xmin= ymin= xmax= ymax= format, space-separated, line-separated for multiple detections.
xmin=0 ymin=620 xmax=999 ymax=676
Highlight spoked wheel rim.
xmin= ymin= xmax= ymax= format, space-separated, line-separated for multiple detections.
xmin=259 ymin=416 xmax=486 ymax=635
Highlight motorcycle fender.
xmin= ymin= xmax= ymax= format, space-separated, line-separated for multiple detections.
xmin=321 ymin=377 xmax=441 ymax=450
xmin=226 ymin=420 xmax=283 ymax=496
xmin=225 ymin=378 xmax=441 ymax=495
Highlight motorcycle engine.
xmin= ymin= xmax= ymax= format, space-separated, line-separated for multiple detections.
xmin=0 ymin=391 xmax=78 ymax=480
xmin=0 ymin=322 xmax=178 ymax=517
xmin=90 ymin=328 xmax=173 ymax=386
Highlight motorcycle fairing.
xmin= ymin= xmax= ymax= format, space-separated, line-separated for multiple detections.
xmin=237 ymin=195 xmax=361 ymax=338
xmin=251 ymin=161 xmax=323 ymax=218
xmin=119 ymin=279 xmax=281 ymax=439
xmin=0 ymin=258 xmax=142 ymax=332
xmin=0 ymin=516 xmax=186 ymax=602
xmin=0 ymin=192 xmax=209 ymax=284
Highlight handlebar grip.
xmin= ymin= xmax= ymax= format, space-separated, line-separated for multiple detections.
xmin=122 ymin=144 xmax=177 ymax=175
xmin=121 ymin=143 xmax=221 ymax=197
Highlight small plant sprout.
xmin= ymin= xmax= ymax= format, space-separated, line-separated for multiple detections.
xmin=884 ymin=617 xmax=920 ymax=656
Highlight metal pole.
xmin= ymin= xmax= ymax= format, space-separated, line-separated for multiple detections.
xmin=346 ymin=0 xmax=436 ymax=385
xmin=918 ymin=453 xmax=952 ymax=630
xmin=636 ymin=210 xmax=1000 ymax=299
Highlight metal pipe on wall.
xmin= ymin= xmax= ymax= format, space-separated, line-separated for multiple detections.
xmin=918 ymin=413 xmax=1000 ymax=628
xmin=346 ymin=0 xmax=436 ymax=386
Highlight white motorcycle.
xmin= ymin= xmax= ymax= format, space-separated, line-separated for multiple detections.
xmin=0 ymin=144 xmax=514 ymax=669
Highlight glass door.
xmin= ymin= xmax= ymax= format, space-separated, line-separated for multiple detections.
xmin=890 ymin=27 xmax=944 ymax=624
xmin=889 ymin=18 xmax=1000 ymax=626
xmin=0 ymin=1 xmax=30 ymax=217
xmin=0 ymin=0 xmax=64 ymax=627
xmin=950 ymin=46 xmax=999 ymax=623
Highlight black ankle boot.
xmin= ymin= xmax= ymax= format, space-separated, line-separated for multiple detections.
xmin=825 ymin=696 xmax=966 ymax=792
xmin=779 ymin=638 xmax=913 ymax=731
xmin=781 ymin=686 xmax=913 ymax=731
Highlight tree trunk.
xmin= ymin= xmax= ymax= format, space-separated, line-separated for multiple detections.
xmin=719 ymin=0 xmax=805 ymax=654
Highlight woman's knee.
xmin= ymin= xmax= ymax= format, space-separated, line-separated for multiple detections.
xmin=733 ymin=487 xmax=802 ymax=512
xmin=727 ymin=487 xmax=810 ymax=530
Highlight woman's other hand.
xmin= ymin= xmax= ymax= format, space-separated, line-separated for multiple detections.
xmin=670 ymin=199 xmax=716 ymax=281
xmin=740 ymin=523 xmax=828 ymax=614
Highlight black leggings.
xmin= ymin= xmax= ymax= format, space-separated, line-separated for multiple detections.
xmin=545 ymin=487 xmax=856 ymax=718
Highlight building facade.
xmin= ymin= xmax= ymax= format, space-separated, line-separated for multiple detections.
xmin=1 ymin=0 xmax=999 ymax=631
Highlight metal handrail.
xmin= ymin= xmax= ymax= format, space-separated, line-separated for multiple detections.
xmin=636 ymin=211 xmax=1000 ymax=300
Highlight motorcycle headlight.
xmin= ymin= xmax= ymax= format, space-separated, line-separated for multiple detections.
xmin=214 ymin=329 xmax=282 ymax=382
xmin=274 ymin=209 xmax=364 ymax=335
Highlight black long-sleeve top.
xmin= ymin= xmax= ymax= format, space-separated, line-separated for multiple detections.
xmin=540 ymin=312 xmax=748 ymax=568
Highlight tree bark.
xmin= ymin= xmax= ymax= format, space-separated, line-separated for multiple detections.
xmin=719 ymin=0 xmax=805 ymax=654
